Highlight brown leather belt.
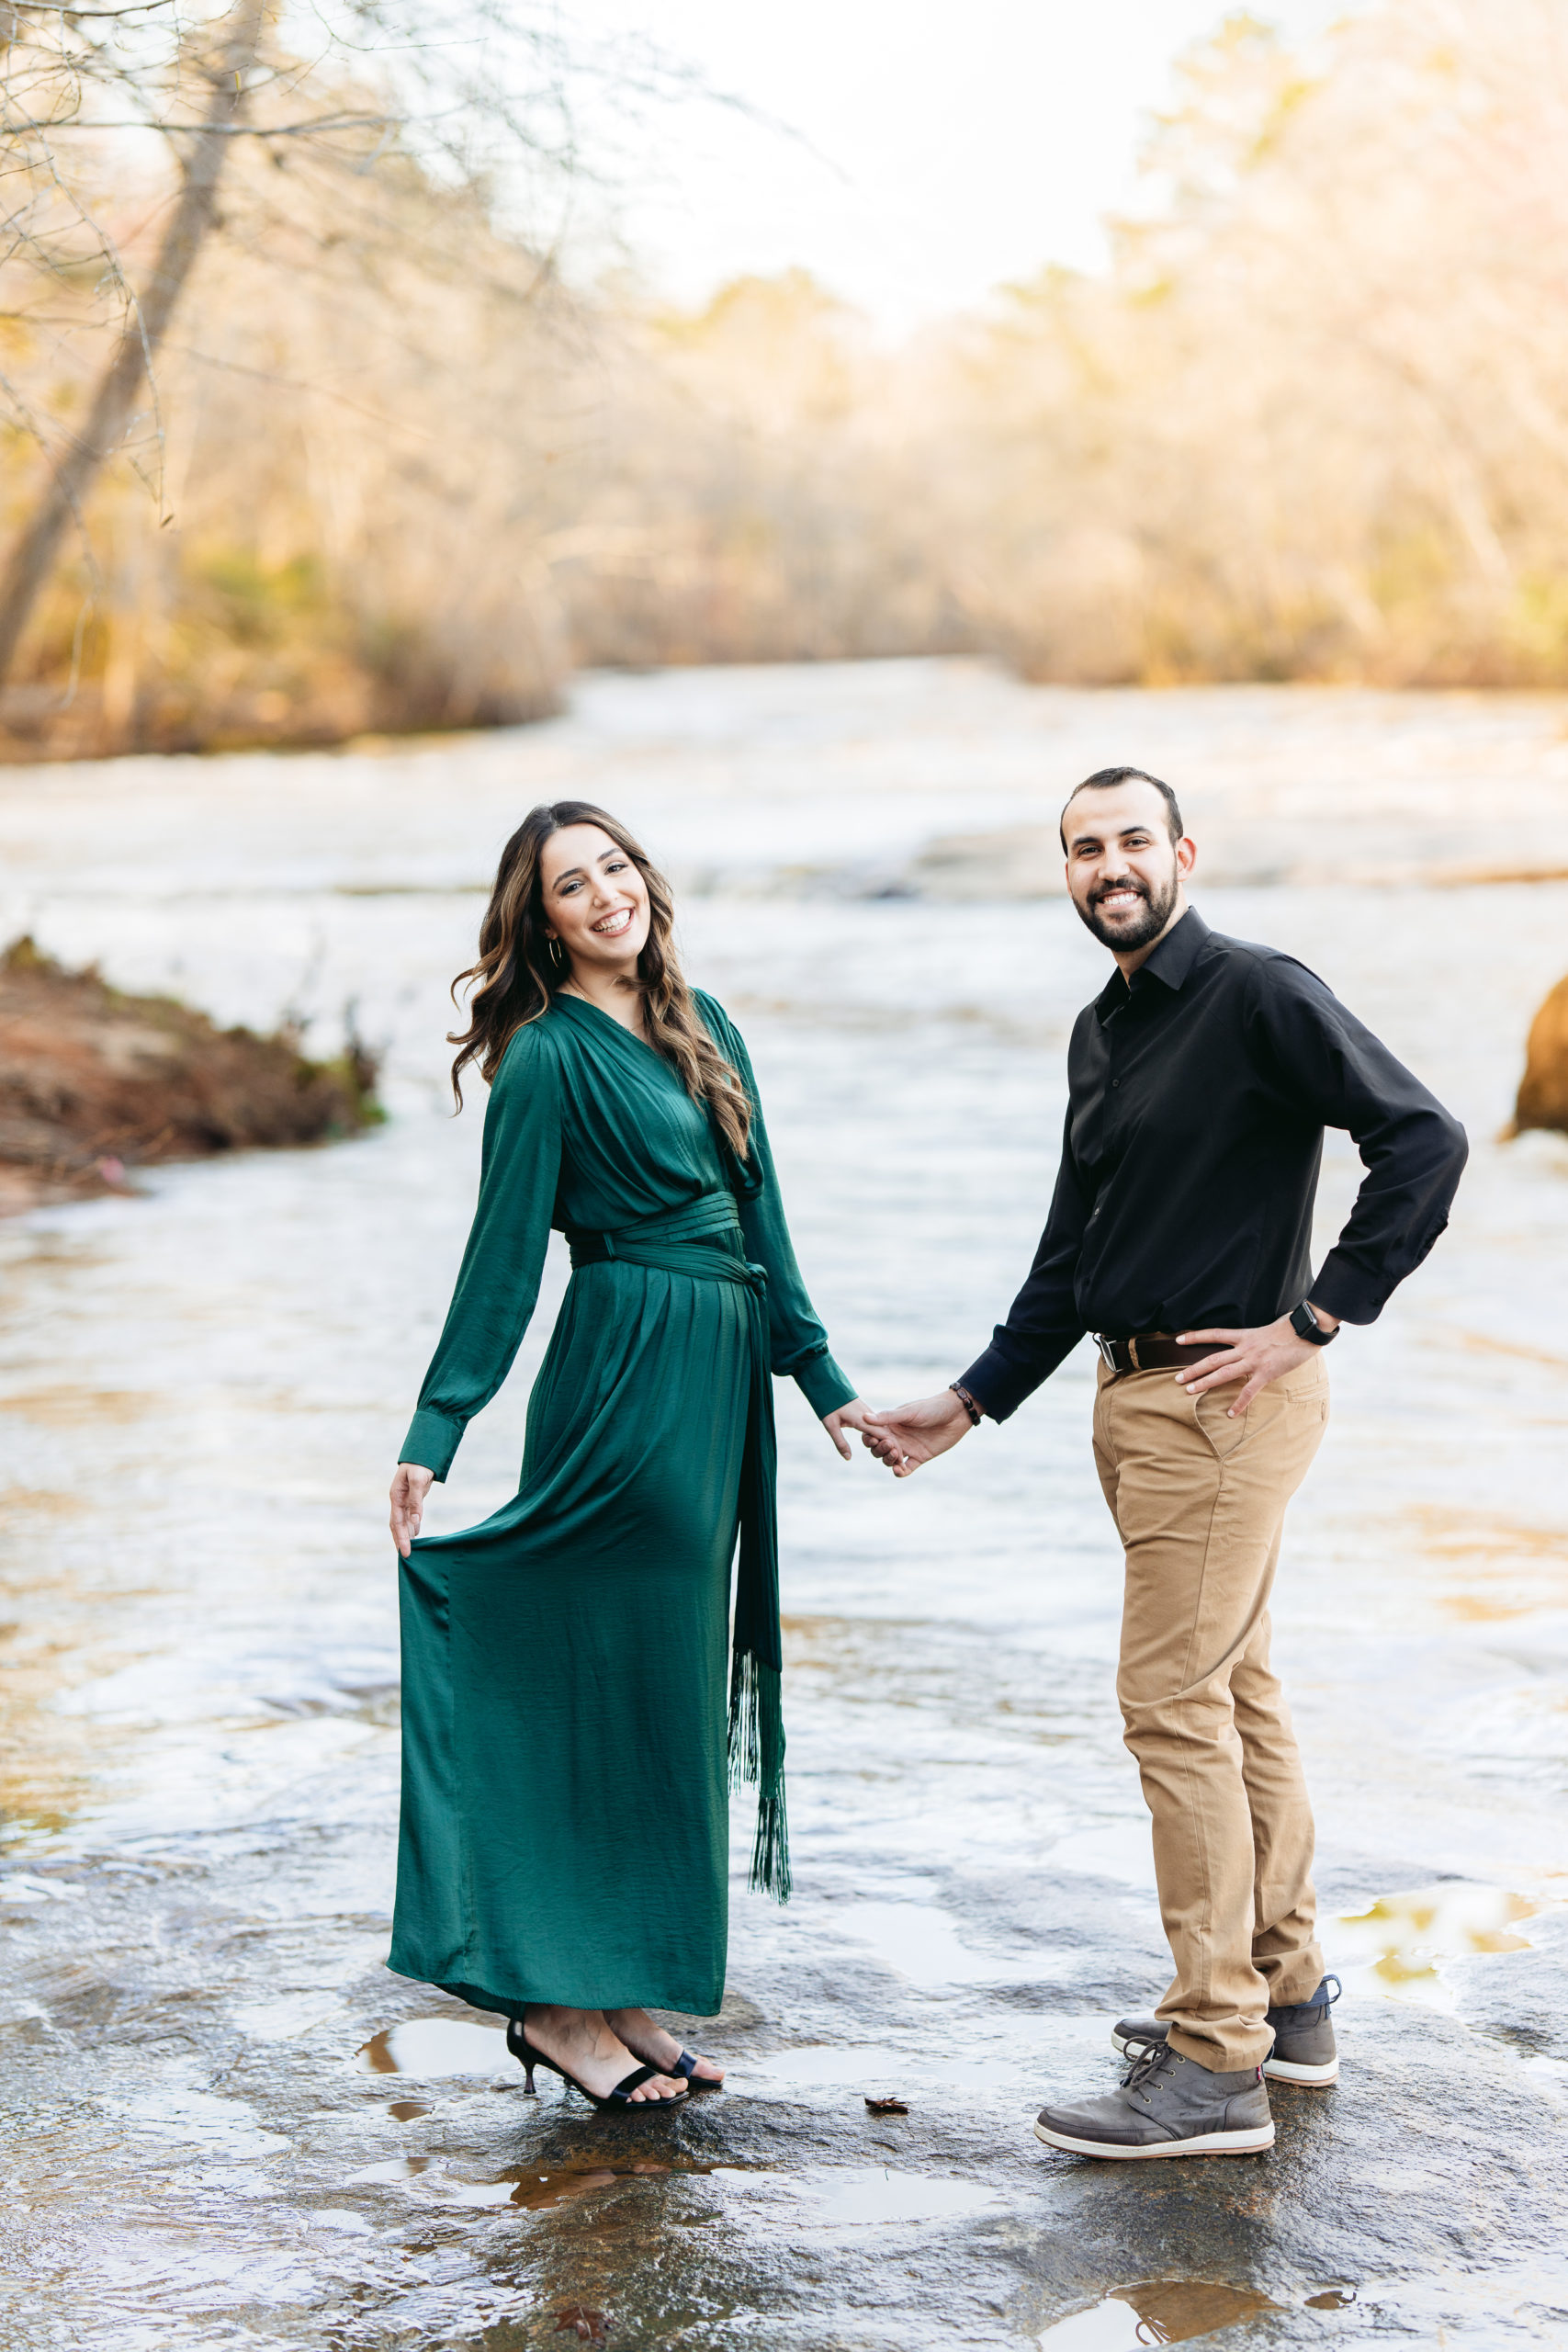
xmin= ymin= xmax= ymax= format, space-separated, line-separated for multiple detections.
xmin=1095 ymin=1333 xmax=1215 ymax=1374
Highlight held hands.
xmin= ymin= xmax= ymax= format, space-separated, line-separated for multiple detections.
xmin=394 ymin=1315 xmax=1328 ymax=1535
xmin=857 ymin=1388 xmax=974 ymax=1478
xmin=1173 ymin=1309 xmax=1337 ymax=1415
xmin=389 ymin=1462 xmax=434 ymax=1558
xmin=821 ymin=1397 xmax=879 ymax=1460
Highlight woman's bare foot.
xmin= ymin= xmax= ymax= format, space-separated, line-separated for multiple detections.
xmin=522 ymin=2006 xmax=685 ymax=2104
xmin=604 ymin=2006 xmax=725 ymax=2086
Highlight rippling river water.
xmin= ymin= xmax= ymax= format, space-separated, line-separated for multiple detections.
xmin=1 ymin=662 xmax=1566 ymax=2347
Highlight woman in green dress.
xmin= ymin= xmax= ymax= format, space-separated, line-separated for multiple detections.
xmin=388 ymin=800 xmax=870 ymax=2110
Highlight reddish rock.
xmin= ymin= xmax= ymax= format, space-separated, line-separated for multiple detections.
xmin=1513 ymin=973 xmax=1568 ymax=1136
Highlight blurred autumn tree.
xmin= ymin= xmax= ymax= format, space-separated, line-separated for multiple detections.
xmin=6 ymin=0 xmax=1568 ymax=755
xmin=0 ymin=0 xmax=688 ymax=750
xmin=937 ymin=0 xmax=1568 ymax=683
xmin=547 ymin=271 xmax=976 ymax=667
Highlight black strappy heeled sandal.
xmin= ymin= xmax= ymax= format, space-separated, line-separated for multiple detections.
xmin=506 ymin=2014 xmax=690 ymax=2113
xmin=663 ymin=2046 xmax=723 ymax=2089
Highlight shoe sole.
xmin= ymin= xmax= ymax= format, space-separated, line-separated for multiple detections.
xmin=1110 ymin=2029 xmax=1337 ymax=2086
xmin=1034 ymin=2119 xmax=1275 ymax=2159
xmin=1261 ymin=2055 xmax=1338 ymax=2085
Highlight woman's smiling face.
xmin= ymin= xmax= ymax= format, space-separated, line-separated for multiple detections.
xmin=539 ymin=822 xmax=651 ymax=978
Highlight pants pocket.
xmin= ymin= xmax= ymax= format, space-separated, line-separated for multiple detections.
xmin=1193 ymin=1384 xmax=1269 ymax=1459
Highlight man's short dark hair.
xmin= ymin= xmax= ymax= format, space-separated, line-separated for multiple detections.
xmin=1059 ymin=766 xmax=1184 ymax=854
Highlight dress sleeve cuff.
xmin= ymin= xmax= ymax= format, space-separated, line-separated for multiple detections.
xmin=794 ymin=1350 xmax=856 ymax=1419
xmin=400 ymin=1406 xmax=465 ymax=1482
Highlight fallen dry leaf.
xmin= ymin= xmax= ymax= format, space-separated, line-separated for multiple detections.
xmin=863 ymin=2095 xmax=908 ymax=2114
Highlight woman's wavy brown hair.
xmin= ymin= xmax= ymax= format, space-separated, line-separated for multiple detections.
xmin=447 ymin=799 xmax=752 ymax=1156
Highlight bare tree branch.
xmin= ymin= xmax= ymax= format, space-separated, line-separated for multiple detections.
xmin=0 ymin=0 xmax=264 ymax=680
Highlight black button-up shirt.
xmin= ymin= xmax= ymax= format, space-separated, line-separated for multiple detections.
xmin=961 ymin=907 xmax=1468 ymax=1422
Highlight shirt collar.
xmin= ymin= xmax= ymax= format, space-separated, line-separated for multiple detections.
xmin=1094 ymin=905 xmax=1209 ymax=1023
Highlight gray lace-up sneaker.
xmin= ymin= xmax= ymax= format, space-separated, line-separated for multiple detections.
xmin=1035 ymin=2037 xmax=1274 ymax=2159
xmin=1110 ymin=1974 xmax=1340 ymax=2086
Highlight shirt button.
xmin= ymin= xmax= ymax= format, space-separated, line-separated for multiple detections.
xmin=1110 ymin=1079 xmax=1120 ymax=1089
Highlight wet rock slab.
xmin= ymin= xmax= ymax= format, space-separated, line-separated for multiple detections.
xmin=1 ymin=1807 xmax=1566 ymax=2348
xmin=3 ymin=671 xmax=1568 ymax=2346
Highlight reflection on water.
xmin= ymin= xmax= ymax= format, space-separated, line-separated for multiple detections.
xmin=0 ymin=1870 xmax=85 ymax=1905
xmin=351 ymin=2153 xmax=712 ymax=2213
xmin=736 ymin=2165 xmax=1001 ymax=2227
xmin=750 ymin=2042 xmax=909 ymax=2085
xmin=1409 ymin=1506 xmax=1568 ymax=1625
xmin=423 ymin=2176 xmax=520 ymax=2209
xmin=0 ymin=1386 xmax=156 ymax=1425
xmin=356 ymin=2018 xmax=512 ymax=2076
xmin=555 ymin=2307 xmax=609 ymax=2344
xmin=1328 ymin=1883 xmax=1540 ymax=2005
xmin=748 ymin=2042 xmax=1020 ymax=2095
xmin=508 ymin=2167 xmax=623 ymax=2213
xmin=1038 ymin=2279 xmax=1278 ymax=2347
xmin=506 ymin=2160 xmax=694 ymax=2213
xmin=835 ymin=1897 xmax=1066 ymax=1987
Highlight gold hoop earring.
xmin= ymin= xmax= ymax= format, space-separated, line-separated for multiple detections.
xmin=547 ymin=935 xmax=566 ymax=972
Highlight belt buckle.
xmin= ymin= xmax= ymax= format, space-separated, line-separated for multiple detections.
xmin=1095 ymin=1333 xmax=1120 ymax=1372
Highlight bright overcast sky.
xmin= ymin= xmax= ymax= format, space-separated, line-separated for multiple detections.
xmin=571 ymin=0 xmax=1348 ymax=326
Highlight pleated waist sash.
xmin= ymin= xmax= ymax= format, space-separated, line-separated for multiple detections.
xmin=563 ymin=1196 xmax=790 ymax=1900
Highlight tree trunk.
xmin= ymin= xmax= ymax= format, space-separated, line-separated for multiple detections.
xmin=0 ymin=0 xmax=265 ymax=688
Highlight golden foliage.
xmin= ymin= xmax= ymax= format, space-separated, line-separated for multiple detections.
xmin=6 ymin=0 xmax=1568 ymax=752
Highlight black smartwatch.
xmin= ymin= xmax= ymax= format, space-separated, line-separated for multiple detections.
xmin=1289 ymin=1299 xmax=1337 ymax=1346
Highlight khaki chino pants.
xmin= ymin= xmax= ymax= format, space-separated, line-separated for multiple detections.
xmin=1092 ymin=1352 xmax=1330 ymax=2072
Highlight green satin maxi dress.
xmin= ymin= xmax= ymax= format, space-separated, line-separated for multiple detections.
xmin=389 ymin=989 xmax=853 ymax=2019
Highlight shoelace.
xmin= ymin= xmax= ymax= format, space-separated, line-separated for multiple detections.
xmin=1119 ymin=2032 xmax=1175 ymax=2094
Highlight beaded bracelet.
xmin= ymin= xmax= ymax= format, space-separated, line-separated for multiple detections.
xmin=950 ymin=1381 xmax=983 ymax=1427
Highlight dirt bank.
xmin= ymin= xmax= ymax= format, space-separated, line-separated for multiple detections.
xmin=0 ymin=936 xmax=380 ymax=1214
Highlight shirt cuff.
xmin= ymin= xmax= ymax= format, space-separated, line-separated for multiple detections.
xmin=956 ymin=1347 xmax=1028 ymax=1423
xmin=1308 ymin=1254 xmax=1387 ymax=1327
xmin=400 ymin=1405 xmax=465 ymax=1482
xmin=793 ymin=1350 xmax=856 ymax=1419
xmin=1311 ymin=1218 xmax=1452 ymax=1328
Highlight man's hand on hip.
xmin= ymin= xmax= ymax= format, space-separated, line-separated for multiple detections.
xmin=1174 ymin=1310 xmax=1337 ymax=1416
xmin=860 ymin=1389 xmax=974 ymax=1476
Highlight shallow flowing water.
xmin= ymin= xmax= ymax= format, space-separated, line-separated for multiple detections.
xmin=1 ymin=662 xmax=1566 ymax=2346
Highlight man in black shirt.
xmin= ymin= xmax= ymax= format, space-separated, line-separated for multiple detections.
xmin=864 ymin=766 xmax=1467 ymax=2161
